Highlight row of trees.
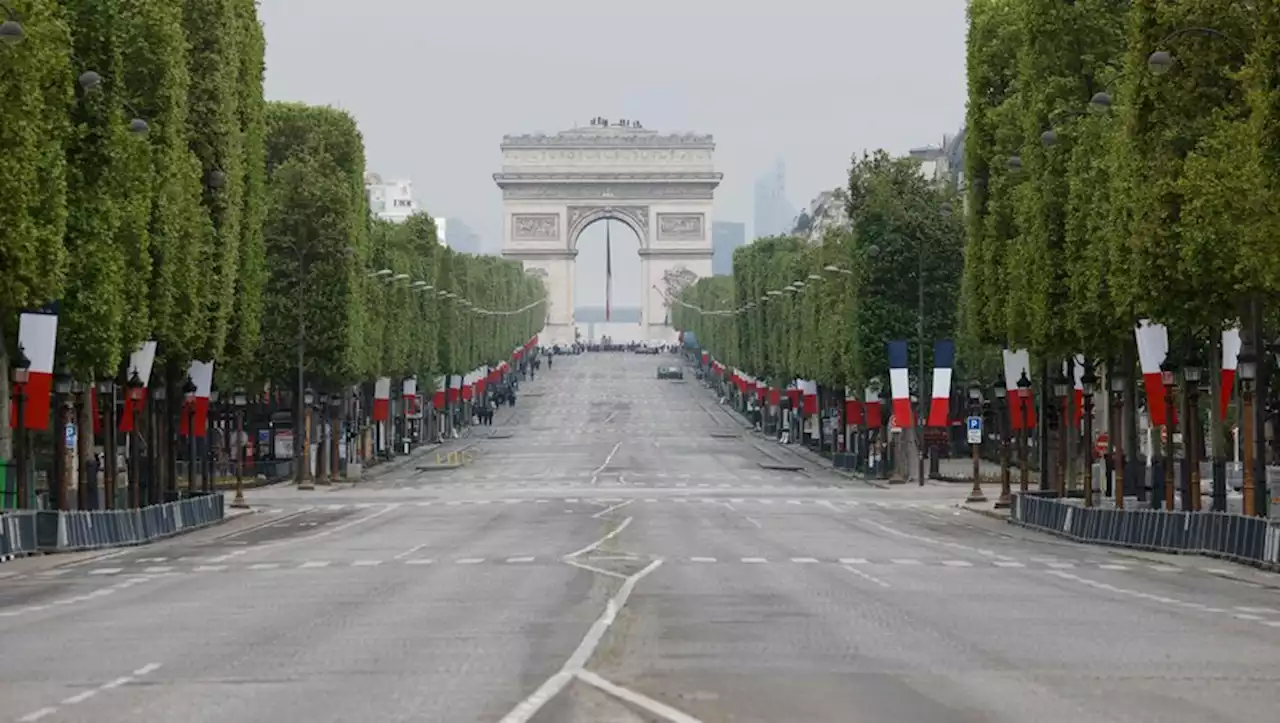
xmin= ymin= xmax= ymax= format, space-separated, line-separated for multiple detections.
xmin=673 ymin=151 xmax=962 ymax=398
xmin=963 ymin=0 xmax=1280 ymax=369
xmin=1 ymin=2 xmax=545 ymax=469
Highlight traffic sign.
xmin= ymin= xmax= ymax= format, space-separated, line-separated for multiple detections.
xmin=1094 ymin=432 xmax=1109 ymax=457
xmin=966 ymin=416 xmax=982 ymax=444
xmin=64 ymin=423 xmax=77 ymax=450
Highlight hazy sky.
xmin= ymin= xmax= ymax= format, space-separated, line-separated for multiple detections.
xmin=258 ymin=0 xmax=966 ymax=306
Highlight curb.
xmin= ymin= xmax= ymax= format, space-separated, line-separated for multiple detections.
xmin=959 ymin=505 xmax=1011 ymax=522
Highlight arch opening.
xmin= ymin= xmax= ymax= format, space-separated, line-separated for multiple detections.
xmin=572 ymin=217 xmax=642 ymax=344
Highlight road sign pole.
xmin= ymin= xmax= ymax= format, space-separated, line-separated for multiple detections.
xmin=966 ymin=414 xmax=987 ymax=504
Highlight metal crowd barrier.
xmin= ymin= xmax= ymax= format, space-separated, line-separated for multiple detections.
xmin=1011 ymin=493 xmax=1280 ymax=569
xmin=0 ymin=494 xmax=225 ymax=559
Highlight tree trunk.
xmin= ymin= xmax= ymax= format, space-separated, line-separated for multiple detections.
xmin=78 ymin=389 xmax=95 ymax=509
xmin=0 ymin=340 xmax=11 ymax=462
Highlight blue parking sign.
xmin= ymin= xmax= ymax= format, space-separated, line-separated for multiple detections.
xmin=966 ymin=416 xmax=982 ymax=444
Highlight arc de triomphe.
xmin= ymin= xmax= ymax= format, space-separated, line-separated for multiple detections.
xmin=496 ymin=122 xmax=721 ymax=345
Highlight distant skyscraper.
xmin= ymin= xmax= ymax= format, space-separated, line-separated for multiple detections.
xmin=712 ymin=221 xmax=745 ymax=276
xmin=364 ymin=173 xmax=417 ymax=223
xmin=753 ymin=159 xmax=796 ymax=239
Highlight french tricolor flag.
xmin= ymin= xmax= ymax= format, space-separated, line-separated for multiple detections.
xmin=373 ymin=377 xmax=391 ymax=422
xmin=927 ymin=340 xmax=953 ymax=427
xmin=1135 ymin=320 xmax=1173 ymax=425
xmin=1065 ymin=355 xmax=1085 ymax=427
xmin=448 ymin=374 xmax=463 ymax=404
xmin=798 ymin=380 xmax=818 ymax=416
xmin=178 ymin=360 xmax=214 ymax=437
xmin=118 ymin=341 xmax=157 ymax=432
xmin=887 ymin=340 xmax=913 ymax=428
xmin=432 ymin=375 xmax=446 ymax=410
xmin=864 ymin=384 xmax=883 ymax=429
xmin=1221 ymin=327 xmax=1241 ymax=420
xmin=403 ymin=377 xmax=418 ymax=417
xmin=1002 ymin=348 xmax=1036 ymax=430
xmin=10 ymin=308 xmax=59 ymax=431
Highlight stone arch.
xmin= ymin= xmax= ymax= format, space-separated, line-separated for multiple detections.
xmin=566 ymin=205 xmax=649 ymax=250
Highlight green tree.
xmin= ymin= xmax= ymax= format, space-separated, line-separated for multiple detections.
xmin=0 ymin=0 xmax=73 ymax=458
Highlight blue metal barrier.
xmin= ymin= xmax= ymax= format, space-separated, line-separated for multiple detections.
xmin=0 ymin=494 xmax=226 ymax=559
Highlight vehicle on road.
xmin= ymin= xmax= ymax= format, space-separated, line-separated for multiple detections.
xmin=657 ymin=364 xmax=683 ymax=379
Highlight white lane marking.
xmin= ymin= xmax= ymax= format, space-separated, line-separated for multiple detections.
xmin=565 ymin=516 xmax=633 ymax=559
xmin=30 ymin=662 xmax=163 ymax=722
xmin=576 ymin=670 xmax=704 ymax=723
xmin=89 ymin=568 xmax=122 ymax=575
xmin=499 ymin=559 xmax=664 ymax=723
xmin=993 ymin=561 xmax=1026 ymax=568
xmin=592 ymin=441 xmax=623 ymax=476
xmin=392 ymin=543 xmax=427 ymax=560
xmin=741 ymin=557 xmax=768 ymax=563
xmin=456 ymin=558 xmax=484 ymax=565
xmin=942 ymin=560 xmax=974 ymax=567
xmin=565 ymin=558 xmax=629 ymax=579
xmin=299 ymin=561 xmax=330 ymax=569
xmin=743 ymin=516 xmax=763 ymax=529
xmin=843 ymin=564 xmax=891 ymax=588
xmin=1046 ymin=562 xmax=1075 ymax=569
xmin=891 ymin=559 xmax=923 ymax=566
xmin=1098 ymin=564 xmax=1129 ymax=570
xmin=134 ymin=663 xmax=161 ymax=676
xmin=592 ymin=499 xmax=635 ymax=519
xmin=690 ymin=557 xmax=717 ymax=563
xmin=1149 ymin=565 xmax=1180 ymax=573
xmin=403 ymin=559 xmax=434 ymax=565
xmin=507 ymin=556 xmax=536 ymax=563
xmin=61 ymin=690 xmax=98 ymax=705
xmin=1236 ymin=606 xmax=1279 ymax=614
xmin=791 ymin=557 xmax=819 ymax=564
xmin=415 ymin=501 xmax=433 ymax=507
xmin=352 ymin=560 xmax=383 ymax=567
xmin=247 ymin=563 xmax=279 ymax=571
xmin=838 ymin=558 xmax=868 ymax=565
xmin=19 ymin=707 xmax=57 ymax=721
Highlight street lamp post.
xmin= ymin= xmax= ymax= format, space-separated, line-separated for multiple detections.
xmin=1053 ymin=371 xmax=1070 ymax=497
xmin=126 ymin=372 xmax=144 ymax=508
xmin=1183 ymin=363 xmax=1203 ymax=512
xmin=966 ymin=382 xmax=987 ymax=504
xmin=10 ymin=345 xmax=31 ymax=509
xmin=230 ymin=387 xmax=249 ymax=508
xmin=1016 ymin=371 xmax=1032 ymax=493
xmin=1080 ymin=366 xmax=1097 ymax=508
xmin=0 ymin=2 xmax=25 ymax=45
xmin=152 ymin=382 xmax=167 ymax=504
xmin=182 ymin=376 xmax=197 ymax=495
xmin=206 ymin=390 xmax=219 ymax=493
xmin=98 ymin=379 xmax=117 ymax=509
xmin=1239 ymin=344 xmax=1257 ymax=517
xmin=993 ymin=378 xmax=1011 ymax=508
xmin=1109 ymin=371 xmax=1126 ymax=510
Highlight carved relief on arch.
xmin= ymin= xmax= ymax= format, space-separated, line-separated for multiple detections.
xmin=566 ymin=205 xmax=650 ymax=249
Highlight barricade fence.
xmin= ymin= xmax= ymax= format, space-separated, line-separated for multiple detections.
xmin=1011 ymin=493 xmax=1280 ymax=569
xmin=0 ymin=494 xmax=225 ymax=559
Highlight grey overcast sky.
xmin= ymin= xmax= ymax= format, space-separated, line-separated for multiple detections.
xmin=258 ymin=0 xmax=967 ymax=307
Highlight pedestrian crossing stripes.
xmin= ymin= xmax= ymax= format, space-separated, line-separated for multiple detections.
xmin=253 ymin=498 xmax=965 ymax=516
xmin=0 ymin=556 xmax=1222 ymax=580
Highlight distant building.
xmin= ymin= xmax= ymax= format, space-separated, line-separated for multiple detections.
xmin=365 ymin=173 xmax=417 ymax=223
xmin=792 ymin=189 xmax=848 ymax=245
xmin=436 ymin=218 xmax=485 ymax=254
xmin=753 ymin=159 xmax=796 ymax=239
xmin=712 ymin=221 xmax=745 ymax=275
xmin=907 ymin=129 xmax=965 ymax=191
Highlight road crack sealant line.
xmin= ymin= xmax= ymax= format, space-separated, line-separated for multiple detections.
xmin=18 ymin=662 xmax=162 ymax=722
xmin=233 ymin=503 xmax=401 ymax=557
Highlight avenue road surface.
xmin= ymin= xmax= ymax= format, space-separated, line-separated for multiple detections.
xmin=3 ymin=352 xmax=1280 ymax=722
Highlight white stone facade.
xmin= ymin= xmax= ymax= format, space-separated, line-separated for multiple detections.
xmin=496 ymin=123 xmax=721 ymax=345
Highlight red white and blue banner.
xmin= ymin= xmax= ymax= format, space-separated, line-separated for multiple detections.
xmin=432 ymin=375 xmax=446 ymax=410
xmin=927 ymin=339 xmax=953 ymax=427
xmin=10 ymin=307 xmax=59 ymax=431
xmin=373 ymin=377 xmax=391 ymax=422
xmin=118 ymin=340 xmax=157 ymax=432
xmin=1065 ymin=355 xmax=1085 ymax=428
xmin=1002 ymin=348 xmax=1036 ymax=431
xmin=1221 ymin=327 xmax=1241 ymax=420
xmin=887 ymin=340 xmax=913 ymax=429
xmin=865 ymin=384 xmax=883 ymax=429
xmin=447 ymin=374 xmax=462 ymax=404
xmin=179 ymin=360 xmax=214 ymax=437
xmin=1135 ymin=320 xmax=1173 ymax=426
